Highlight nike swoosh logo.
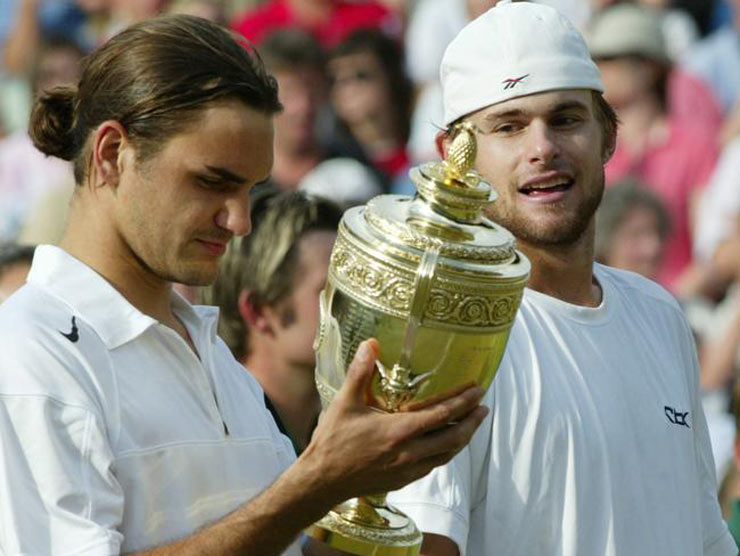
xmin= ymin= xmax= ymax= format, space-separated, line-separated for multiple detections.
xmin=60 ymin=316 xmax=79 ymax=343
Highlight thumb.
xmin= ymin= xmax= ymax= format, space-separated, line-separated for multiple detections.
xmin=340 ymin=338 xmax=379 ymax=404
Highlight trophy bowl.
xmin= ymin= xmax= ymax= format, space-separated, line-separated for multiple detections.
xmin=307 ymin=127 xmax=530 ymax=555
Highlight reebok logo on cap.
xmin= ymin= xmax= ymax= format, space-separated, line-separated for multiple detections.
xmin=502 ymin=74 xmax=529 ymax=90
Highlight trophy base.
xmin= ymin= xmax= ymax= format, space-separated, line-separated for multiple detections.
xmin=306 ymin=497 xmax=422 ymax=556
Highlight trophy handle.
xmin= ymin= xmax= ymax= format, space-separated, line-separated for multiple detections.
xmin=379 ymin=242 xmax=442 ymax=411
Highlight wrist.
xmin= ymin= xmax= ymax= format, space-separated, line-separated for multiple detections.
xmin=269 ymin=447 xmax=341 ymax=526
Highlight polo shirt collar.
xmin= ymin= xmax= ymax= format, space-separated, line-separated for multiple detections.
xmin=27 ymin=245 xmax=217 ymax=349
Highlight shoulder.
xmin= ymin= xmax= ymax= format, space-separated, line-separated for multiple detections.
xmin=0 ymin=283 xmax=111 ymax=413
xmin=595 ymin=265 xmax=693 ymax=338
xmin=597 ymin=264 xmax=681 ymax=310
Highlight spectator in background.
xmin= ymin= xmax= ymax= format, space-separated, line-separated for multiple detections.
xmin=682 ymin=0 xmax=740 ymax=118
xmin=595 ymin=179 xmax=670 ymax=283
xmin=328 ymin=28 xmax=412 ymax=188
xmin=299 ymin=157 xmax=383 ymax=208
xmin=0 ymin=243 xmax=34 ymax=303
xmin=231 ymin=0 xmax=401 ymax=48
xmin=258 ymin=29 xmax=331 ymax=191
xmin=695 ymin=137 xmax=740 ymax=286
xmin=2 ymin=0 xmax=87 ymax=77
xmin=0 ymin=36 xmax=83 ymax=242
xmin=588 ymin=2 xmax=719 ymax=295
xmin=202 ymin=189 xmax=342 ymax=454
xmin=635 ymin=0 xmax=700 ymax=60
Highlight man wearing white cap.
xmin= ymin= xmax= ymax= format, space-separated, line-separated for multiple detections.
xmin=387 ymin=1 xmax=737 ymax=555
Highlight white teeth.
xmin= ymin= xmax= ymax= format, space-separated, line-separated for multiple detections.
xmin=524 ymin=178 xmax=569 ymax=190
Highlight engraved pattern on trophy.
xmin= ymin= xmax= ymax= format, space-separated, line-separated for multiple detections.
xmin=317 ymin=511 xmax=422 ymax=545
xmin=331 ymin=233 xmax=525 ymax=329
xmin=331 ymin=289 xmax=377 ymax=375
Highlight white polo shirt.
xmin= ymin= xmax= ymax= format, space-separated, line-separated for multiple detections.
xmin=389 ymin=264 xmax=737 ymax=556
xmin=0 ymin=246 xmax=300 ymax=555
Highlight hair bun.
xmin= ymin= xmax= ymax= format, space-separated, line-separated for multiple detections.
xmin=29 ymin=87 xmax=78 ymax=161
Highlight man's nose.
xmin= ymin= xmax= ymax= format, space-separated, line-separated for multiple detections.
xmin=216 ymin=195 xmax=252 ymax=237
xmin=526 ymin=121 xmax=559 ymax=165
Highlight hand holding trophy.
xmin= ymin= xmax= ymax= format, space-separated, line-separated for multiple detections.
xmin=307 ymin=125 xmax=530 ymax=555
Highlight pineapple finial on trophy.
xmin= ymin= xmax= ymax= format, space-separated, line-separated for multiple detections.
xmin=444 ymin=121 xmax=478 ymax=183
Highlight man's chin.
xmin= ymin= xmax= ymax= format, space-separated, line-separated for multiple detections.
xmin=161 ymin=264 xmax=220 ymax=288
xmin=502 ymin=215 xmax=592 ymax=248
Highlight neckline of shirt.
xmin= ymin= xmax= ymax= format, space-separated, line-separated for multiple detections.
xmin=522 ymin=264 xmax=615 ymax=326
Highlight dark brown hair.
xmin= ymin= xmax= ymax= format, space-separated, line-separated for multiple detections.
xmin=592 ymin=91 xmax=619 ymax=154
xmin=259 ymin=28 xmax=326 ymax=75
xmin=29 ymin=15 xmax=281 ymax=184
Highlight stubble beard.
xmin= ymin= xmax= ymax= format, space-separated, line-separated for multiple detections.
xmin=128 ymin=238 xmax=220 ymax=288
xmin=486 ymin=172 xmax=605 ymax=248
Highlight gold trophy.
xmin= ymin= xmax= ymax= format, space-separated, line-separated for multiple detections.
xmin=307 ymin=124 xmax=530 ymax=555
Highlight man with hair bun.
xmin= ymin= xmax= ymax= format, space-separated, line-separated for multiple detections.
xmin=0 ymin=15 xmax=488 ymax=555
xmin=387 ymin=2 xmax=736 ymax=555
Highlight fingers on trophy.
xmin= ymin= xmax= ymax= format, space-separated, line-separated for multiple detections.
xmin=308 ymin=125 xmax=530 ymax=555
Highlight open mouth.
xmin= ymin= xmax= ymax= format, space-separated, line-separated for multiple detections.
xmin=519 ymin=177 xmax=574 ymax=197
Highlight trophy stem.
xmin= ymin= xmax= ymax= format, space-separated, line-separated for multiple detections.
xmin=306 ymin=493 xmax=422 ymax=555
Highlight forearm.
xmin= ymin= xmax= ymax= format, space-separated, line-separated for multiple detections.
xmin=420 ymin=533 xmax=460 ymax=556
xmin=3 ymin=0 xmax=41 ymax=75
xmin=133 ymin=457 xmax=335 ymax=555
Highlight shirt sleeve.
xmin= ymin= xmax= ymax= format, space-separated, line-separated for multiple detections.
xmin=387 ymin=445 xmax=473 ymax=555
xmin=679 ymin=316 xmax=739 ymax=556
xmin=692 ymin=398 xmax=739 ymax=556
xmin=0 ymin=336 xmax=125 ymax=555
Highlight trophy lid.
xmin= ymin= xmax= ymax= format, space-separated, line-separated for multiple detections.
xmin=338 ymin=123 xmax=528 ymax=282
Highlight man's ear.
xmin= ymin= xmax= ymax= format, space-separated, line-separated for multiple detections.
xmin=435 ymin=130 xmax=450 ymax=160
xmin=92 ymin=120 xmax=130 ymax=189
xmin=238 ymin=290 xmax=274 ymax=335
xmin=602 ymin=128 xmax=617 ymax=164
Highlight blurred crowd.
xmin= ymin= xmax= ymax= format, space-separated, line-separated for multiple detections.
xmin=2 ymin=0 xmax=740 ymax=534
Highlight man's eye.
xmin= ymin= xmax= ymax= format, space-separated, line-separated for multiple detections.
xmin=494 ymin=123 xmax=522 ymax=134
xmin=552 ymin=115 xmax=582 ymax=128
xmin=198 ymin=176 xmax=228 ymax=190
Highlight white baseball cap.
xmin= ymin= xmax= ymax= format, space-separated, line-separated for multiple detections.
xmin=586 ymin=3 xmax=668 ymax=63
xmin=440 ymin=0 xmax=603 ymax=126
